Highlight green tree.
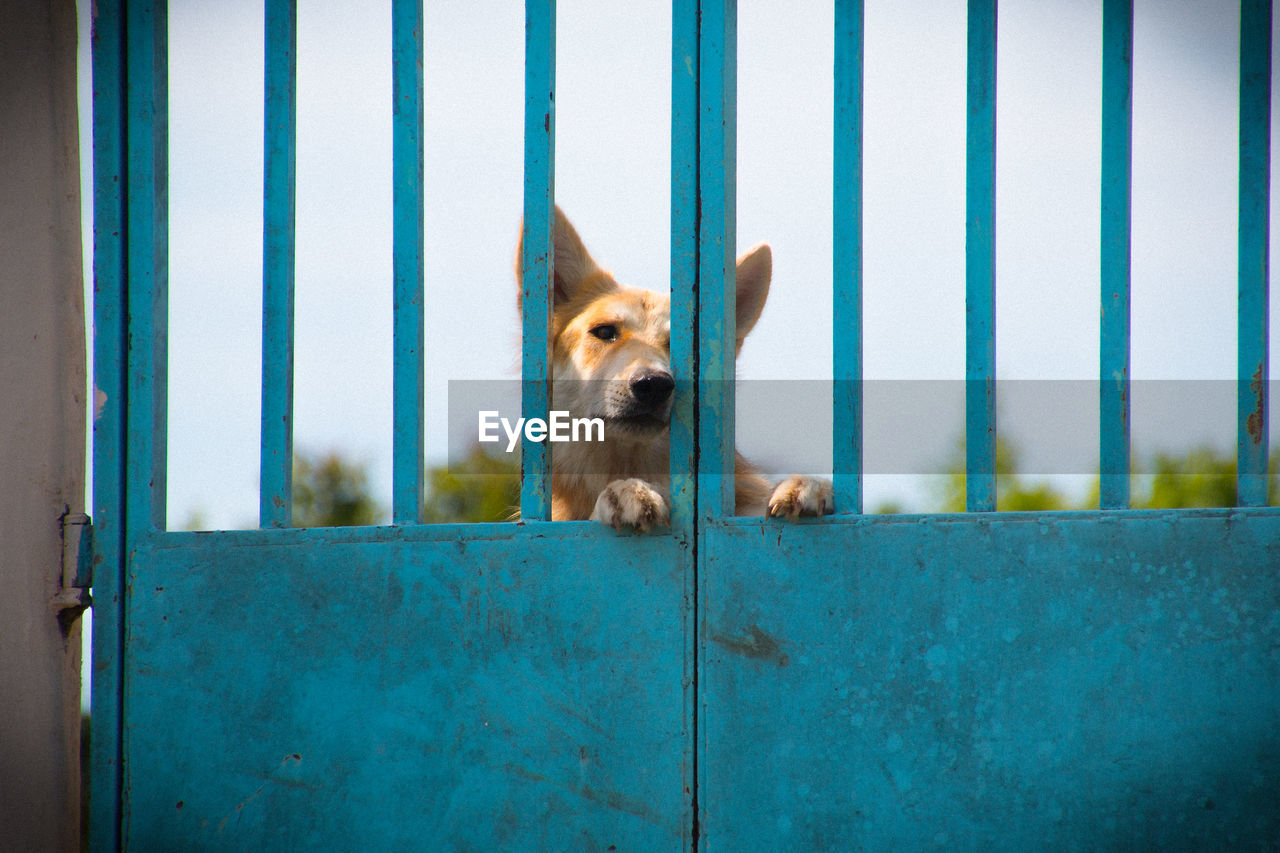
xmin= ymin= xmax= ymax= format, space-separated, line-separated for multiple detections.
xmin=292 ymin=450 xmax=383 ymax=527
xmin=935 ymin=437 xmax=1072 ymax=512
xmin=421 ymin=445 xmax=520 ymax=523
xmin=290 ymin=446 xmax=519 ymax=527
xmin=1130 ymin=445 xmax=1278 ymax=509
xmin=937 ymin=438 xmax=1278 ymax=512
xmin=290 ymin=441 xmax=1275 ymax=526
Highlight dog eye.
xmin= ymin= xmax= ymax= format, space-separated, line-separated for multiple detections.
xmin=589 ymin=324 xmax=619 ymax=342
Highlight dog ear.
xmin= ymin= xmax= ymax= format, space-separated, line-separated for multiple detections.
xmin=516 ymin=206 xmax=601 ymax=308
xmin=735 ymin=243 xmax=771 ymax=347
xmin=551 ymin=207 xmax=601 ymax=303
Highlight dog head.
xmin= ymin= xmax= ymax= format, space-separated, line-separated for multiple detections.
xmin=517 ymin=207 xmax=771 ymax=435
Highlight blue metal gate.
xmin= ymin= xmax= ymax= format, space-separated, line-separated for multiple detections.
xmin=91 ymin=0 xmax=1278 ymax=849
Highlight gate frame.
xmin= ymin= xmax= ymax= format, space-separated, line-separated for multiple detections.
xmin=91 ymin=0 xmax=1276 ymax=849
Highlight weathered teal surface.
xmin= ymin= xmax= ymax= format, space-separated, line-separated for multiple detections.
xmin=701 ymin=510 xmax=1280 ymax=849
xmin=1237 ymin=0 xmax=1271 ymax=506
xmin=112 ymin=511 xmax=1280 ymax=850
xmin=669 ymin=0 xmax=698 ymax=534
xmin=123 ymin=0 xmax=168 ymax=536
xmin=696 ymin=0 xmax=738 ymax=518
xmin=90 ymin=0 xmax=127 ymax=844
xmin=1099 ymin=0 xmax=1132 ymax=510
xmin=392 ymin=0 xmax=425 ymax=524
xmin=519 ymin=0 xmax=556 ymax=521
xmin=964 ymin=0 xmax=997 ymax=512
xmin=124 ymin=524 xmax=690 ymax=850
xmin=833 ymin=0 xmax=864 ymax=516
xmin=260 ymin=0 xmax=296 ymax=528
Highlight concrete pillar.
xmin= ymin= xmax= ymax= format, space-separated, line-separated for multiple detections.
xmin=0 ymin=0 xmax=87 ymax=850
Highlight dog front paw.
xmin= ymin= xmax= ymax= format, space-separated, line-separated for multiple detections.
xmin=591 ymin=478 xmax=670 ymax=532
xmin=767 ymin=475 xmax=834 ymax=520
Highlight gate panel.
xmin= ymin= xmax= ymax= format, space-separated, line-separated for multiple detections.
xmin=702 ymin=511 xmax=1280 ymax=849
xmin=124 ymin=525 xmax=688 ymax=849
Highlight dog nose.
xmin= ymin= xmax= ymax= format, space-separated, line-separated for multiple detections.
xmin=630 ymin=371 xmax=675 ymax=409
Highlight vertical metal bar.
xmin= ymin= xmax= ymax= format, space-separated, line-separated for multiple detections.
xmin=1100 ymin=0 xmax=1133 ymax=510
xmin=672 ymin=5 xmax=699 ymax=843
xmin=260 ymin=0 xmax=297 ymax=527
xmin=1238 ymin=0 xmax=1271 ymax=506
xmin=965 ymin=0 xmax=997 ymax=512
xmin=392 ymin=0 xmax=425 ymax=523
xmin=833 ymin=0 xmax=864 ymax=515
xmin=125 ymin=0 xmax=169 ymax=535
xmin=520 ymin=0 xmax=555 ymax=520
xmin=694 ymin=9 xmax=739 ymax=842
xmin=112 ymin=0 xmax=170 ymax=843
xmin=698 ymin=0 xmax=737 ymax=520
xmin=90 ymin=1 xmax=126 ymax=846
xmin=671 ymin=0 xmax=698 ymax=534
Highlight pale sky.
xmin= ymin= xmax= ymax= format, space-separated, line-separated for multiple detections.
xmin=79 ymin=0 xmax=1279 ymax=529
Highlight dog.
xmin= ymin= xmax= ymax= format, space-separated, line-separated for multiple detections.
xmin=516 ymin=207 xmax=834 ymax=530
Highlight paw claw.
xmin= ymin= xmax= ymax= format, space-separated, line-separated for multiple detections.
xmin=592 ymin=479 xmax=670 ymax=532
xmin=767 ymin=476 xmax=834 ymax=521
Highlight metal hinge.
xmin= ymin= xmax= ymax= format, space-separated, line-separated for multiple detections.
xmin=51 ymin=509 xmax=93 ymax=626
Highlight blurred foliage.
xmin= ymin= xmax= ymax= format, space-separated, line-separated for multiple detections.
xmin=291 ymin=445 xmax=519 ymax=527
xmin=293 ymin=450 xmax=383 ymax=527
xmin=1131 ymin=446 xmax=1277 ymax=509
xmin=289 ymin=441 xmax=1274 ymax=526
xmin=937 ymin=438 xmax=1277 ymax=512
xmin=420 ymin=445 xmax=521 ymax=524
xmin=175 ymin=509 xmax=209 ymax=532
xmin=935 ymin=438 xmax=1072 ymax=512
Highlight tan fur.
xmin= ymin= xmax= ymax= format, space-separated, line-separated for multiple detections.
xmin=517 ymin=207 xmax=833 ymax=529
